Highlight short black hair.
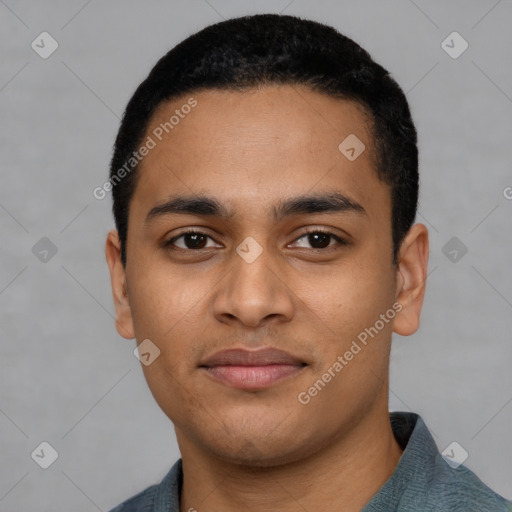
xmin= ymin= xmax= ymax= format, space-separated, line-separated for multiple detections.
xmin=109 ymin=13 xmax=418 ymax=267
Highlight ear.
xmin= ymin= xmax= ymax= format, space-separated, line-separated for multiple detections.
xmin=393 ymin=223 xmax=429 ymax=336
xmin=105 ymin=229 xmax=135 ymax=339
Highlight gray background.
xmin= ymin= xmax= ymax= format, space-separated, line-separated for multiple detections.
xmin=1 ymin=0 xmax=511 ymax=510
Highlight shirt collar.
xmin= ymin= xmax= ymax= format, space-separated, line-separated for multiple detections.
xmin=363 ymin=411 xmax=431 ymax=510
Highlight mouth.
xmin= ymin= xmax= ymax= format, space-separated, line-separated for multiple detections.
xmin=199 ymin=347 xmax=308 ymax=390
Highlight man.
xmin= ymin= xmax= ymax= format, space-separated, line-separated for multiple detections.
xmin=105 ymin=13 xmax=511 ymax=512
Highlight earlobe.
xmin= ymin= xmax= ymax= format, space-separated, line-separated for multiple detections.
xmin=105 ymin=229 xmax=135 ymax=340
xmin=393 ymin=223 xmax=429 ymax=337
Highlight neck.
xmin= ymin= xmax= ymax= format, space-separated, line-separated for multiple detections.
xmin=177 ymin=405 xmax=403 ymax=512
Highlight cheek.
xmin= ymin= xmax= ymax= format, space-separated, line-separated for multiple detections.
xmin=127 ymin=266 xmax=213 ymax=396
xmin=300 ymin=260 xmax=394 ymax=340
xmin=127 ymin=265 xmax=207 ymax=340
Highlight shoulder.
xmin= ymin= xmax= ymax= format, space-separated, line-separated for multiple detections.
xmin=372 ymin=413 xmax=512 ymax=512
xmin=108 ymin=483 xmax=159 ymax=512
xmin=108 ymin=459 xmax=182 ymax=512
xmin=420 ymin=458 xmax=512 ymax=511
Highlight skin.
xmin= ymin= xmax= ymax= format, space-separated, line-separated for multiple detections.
xmin=106 ymin=84 xmax=429 ymax=512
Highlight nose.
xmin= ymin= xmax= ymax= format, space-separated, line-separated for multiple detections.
xmin=212 ymin=239 xmax=295 ymax=329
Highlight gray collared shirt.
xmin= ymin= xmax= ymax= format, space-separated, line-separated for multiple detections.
xmin=109 ymin=412 xmax=512 ymax=511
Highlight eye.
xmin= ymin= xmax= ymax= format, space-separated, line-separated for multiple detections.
xmin=164 ymin=229 xmax=347 ymax=252
xmin=290 ymin=230 xmax=347 ymax=250
xmin=165 ymin=231 xmax=221 ymax=250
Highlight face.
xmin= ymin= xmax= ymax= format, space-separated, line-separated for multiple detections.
xmin=106 ymin=85 xmax=428 ymax=466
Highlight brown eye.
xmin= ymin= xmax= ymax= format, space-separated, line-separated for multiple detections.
xmin=291 ymin=230 xmax=347 ymax=250
xmin=307 ymin=232 xmax=331 ymax=249
xmin=165 ymin=231 xmax=220 ymax=250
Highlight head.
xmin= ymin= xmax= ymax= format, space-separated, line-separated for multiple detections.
xmin=106 ymin=14 xmax=428 ymax=466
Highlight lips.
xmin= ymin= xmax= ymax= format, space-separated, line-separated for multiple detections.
xmin=201 ymin=347 xmax=304 ymax=367
xmin=199 ymin=348 xmax=307 ymax=390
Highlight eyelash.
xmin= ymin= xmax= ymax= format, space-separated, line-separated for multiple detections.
xmin=164 ymin=229 xmax=348 ymax=251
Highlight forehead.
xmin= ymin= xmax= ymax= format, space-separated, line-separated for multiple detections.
xmin=147 ymin=85 xmax=374 ymax=162
xmin=131 ymin=85 xmax=387 ymax=222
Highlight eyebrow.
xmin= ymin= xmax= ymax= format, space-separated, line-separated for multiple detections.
xmin=144 ymin=192 xmax=366 ymax=225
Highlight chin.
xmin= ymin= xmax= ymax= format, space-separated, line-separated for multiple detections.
xmin=210 ymin=438 xmax=312 ymax=469
xmin=196 ymin=418 xmax=319 ymax=469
